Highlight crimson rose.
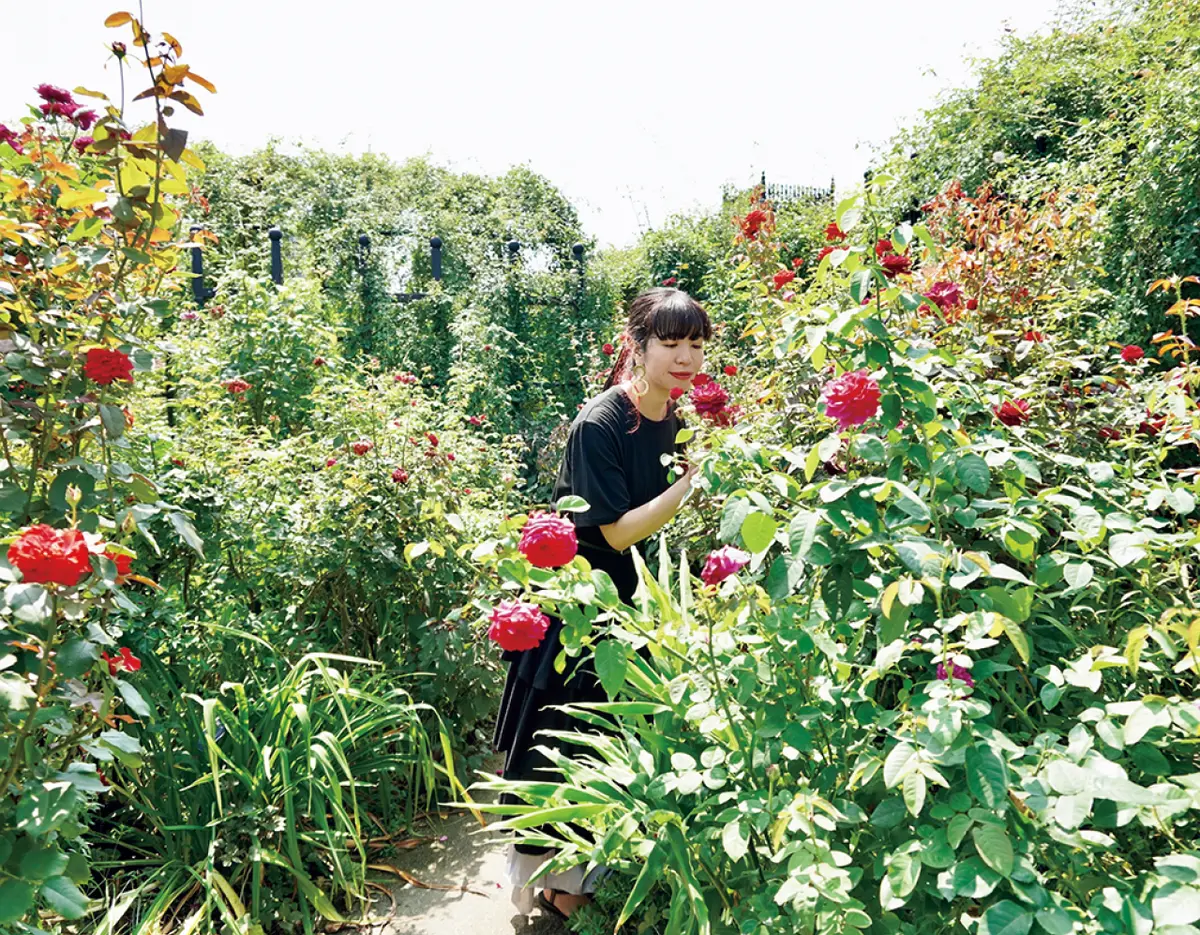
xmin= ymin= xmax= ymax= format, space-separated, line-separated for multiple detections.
xmin=487 ymin=599 xmax=551 ymax=652
xmin=820 ymin=370 xmax=882 ymax=429
xmin=517 ymin=511 xmax=578 ymax=568
xmin=8 ymin=524 xmax=92 ymax=586
xmin=84 ymin=347 xmax=134 ymax=385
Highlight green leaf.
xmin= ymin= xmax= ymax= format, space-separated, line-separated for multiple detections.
xmin=167 ymin=511 xmax=204 ymax=557
xmin=39 ymin=876 xmax=88 ymax=919
xmin=115 ymin=679 xmax=152 ymax=719
xmin=973 ymin=823 xmax=1014 ymax=878
xmin=19 ymin=845 xmax=69 ymax=881
xmin=984 ymin=585 xmax=1034 ymax=623
xmin=883 ymin=742 xmax=917 ymax=788
xmin=720 ymin=498 xmax=751 ymax=542
xmin=5 ymin=583 xmax=51 ymax=624
xmin=850 ymin=269 xmax=873 ymax=304
xmin=952 ymin=857 xmax=1000 ymax=898
xmin=957 ymin=454 xmax=991 ymax=494
xmin=0 ymin=879 xmax=35 ymax=924
xmin=1035 ymin=905 xmax=1076 ymax=935
xmin=1062 ymin=562 xmax=1094 ymax=592
xmin=99 ymin=403 xmax=126 ymax=439
xmin=1108 ymin=532 xmax=1148 ymax=567
xmin=57 ymin=638 xmax=99 ymax=679
xmin=978 ymin=899 xmax=1033 ymax=935
xmin=741 ymin=511 xmax=777 ymax=554
xmin=966 ymin=745 xmax=1009 ymax=808
xmin=617 ymin=840 xmax=667 ymax=929
xmin=722 ymin=820 xmax=749 ymax=862
xmin=0 ymin=672 xmax=36 ymax=712
xmin=997 ymin=616 xmax=1032 ymax=664
xmin=902 ymin=771 xmax=926 ymax=817
xmin=593 ymin=641 xmax=629 ymax=698
xmin=591 ymin=570 xmax=619 ymax=607
xmin=1151 ymin=882 xmax=1200 ymax=927
xmin=554 ymin=495 xmax=591 ymax=513
xmin=16 ymin=783 xmax=80 ymax=835
xmin=886 ymin=851 xmax=920 ymax=899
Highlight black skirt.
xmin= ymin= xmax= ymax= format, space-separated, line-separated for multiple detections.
xmin=492 ymin=538 xmax=638 ymax=854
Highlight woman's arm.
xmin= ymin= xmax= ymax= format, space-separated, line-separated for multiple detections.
xmin=597 ymin=465 xmax=698 ymax=553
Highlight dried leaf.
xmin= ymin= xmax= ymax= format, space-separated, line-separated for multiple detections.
xmin=104 ymin=11 xmax=132 ymax=27
xmin=366 ymin=864 xmax=489 ymax=898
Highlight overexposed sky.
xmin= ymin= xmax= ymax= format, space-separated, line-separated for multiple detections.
xmin=1 ymin=1 xmax=1058 ymax=248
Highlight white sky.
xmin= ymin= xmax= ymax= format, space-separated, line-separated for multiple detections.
xmin=1 ymin=1 xmax=1059 ymax=249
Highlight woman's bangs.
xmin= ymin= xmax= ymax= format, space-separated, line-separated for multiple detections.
xmin=649 ymin=293 xmax=713 ymax=342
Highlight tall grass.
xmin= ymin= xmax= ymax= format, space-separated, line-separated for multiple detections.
xmin=87 ymin=629 xmax=463 ymax=934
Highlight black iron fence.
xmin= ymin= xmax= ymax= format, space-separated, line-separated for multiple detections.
xmin=185 ymin=228 xmax=589 ymax=307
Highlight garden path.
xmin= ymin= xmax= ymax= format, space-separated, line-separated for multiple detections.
xmin=373 ymin=802 xmax=568 ymax=935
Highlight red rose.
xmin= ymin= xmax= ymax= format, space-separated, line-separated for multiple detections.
xmin=692 ymin=373 xmax=712 ymax=387
xmin=313 ymin=356 xmax=326 ymax=367
xmin=446 ymin=452 xmax=456 ymax=461
xmin=993 ymin=399 xmax=1031 ymax=426
xmin=772 ymin=270 xmax=796 ymax=290
xmin=36 ymin=84 xmax=75 ymax=105
xmin=1120 ymin=345 xmax=1145 ymax=363
xmin=325 ymin=457 xmax=338 ymax=468
xmin=739 ymin=209 xmax=768 ymax=239
xmin=74 ymin=110 xmax=98 ymax=131
xmin=662 ymin=277 xmax=677 ymax=286
xmin=352 ymin=441 xmax=373 ymax=456
xmin=791 ymin=257 xmax=804 ymax=268
xmin=8 ymin=525 xmax=91 ymax=586
xmin=104 ymin=548 xmax=133 ymax=582
xmin=824 ymin=222 xmax=846 ymax=242
xmin=602 ymin=343 xmax=615 ymax=356
xmin=84 ymin=347 xmax=135 ymax=386
xmin=518 ymin=511 xmax=578 ymax=568
xmin=724 ymin=365 xmax=738 ymax=376
xmin=966 ymin=298 xmax=978 ymax=311
xmin=691 ymin=381 xmax=731 ymax=418
xmin=487 ymin=599 xmax=551 ymax=652
xmin=820 ymin=370 xmax=882 ymax=429
xmin=426 ymin=432 xmax=439 ymax=447
xmin=101 ymin=647 xmax=141 ymax=676
xmin=700 ymin=545 xmax=751 ymax=586
xmin=392 ymin=467 xmax=409 ymax=484
xmin=875 ymin=239 xmax=893 ymax=258
xmin=1098 ymin=427 xmax=1122 ymax=441
xmin=923 ymin=281 xmax=963 ymax=311
xmin=40 ymin=100 xmax=78 ymax=119
xmin=880 ymin=254 xmax=912 ymax=279
xmin=171 ymin=458 xmax=185 ymax=468
xmin=468 ymin=414 xmax=484 ymax=426
xmin=816 ymin=246 xmax=837 ymax=263
xmin=73 ymin=136 xmax=94 ymax=154
xmin=670 ymin=387 xmax=685 ymax=400
xmin=1022 ymin=330 xmax=1045 ymax=343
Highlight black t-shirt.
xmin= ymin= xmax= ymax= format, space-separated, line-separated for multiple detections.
xmin=551 ymin=386 xmax=682 ymax=602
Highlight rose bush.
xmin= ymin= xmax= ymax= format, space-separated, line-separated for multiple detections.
xmin=469 ymin=181 xmax=1200 ymax=935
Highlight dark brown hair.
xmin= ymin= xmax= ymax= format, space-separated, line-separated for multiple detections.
xmin=603 ymin=288 xmax=713 ymax=391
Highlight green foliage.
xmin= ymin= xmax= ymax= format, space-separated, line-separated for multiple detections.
xmin=91 ymin=641 xmax=457 ymax=934
xmin=883 ymin=0 xmax=1200 ymax=339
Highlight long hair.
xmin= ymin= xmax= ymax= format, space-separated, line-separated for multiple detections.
xmin=603 ymin=288 xmax=713 ymax=392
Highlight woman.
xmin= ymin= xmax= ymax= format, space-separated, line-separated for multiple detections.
xmin=493 ymin=287 xmax=712 ymax=919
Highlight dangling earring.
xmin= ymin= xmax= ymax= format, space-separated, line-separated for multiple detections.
xmin=631 ymin=363 xmax=649 ymax=397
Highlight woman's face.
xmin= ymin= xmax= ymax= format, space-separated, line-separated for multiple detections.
xmin=638 ymin=334 xmax=706 ymax=395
